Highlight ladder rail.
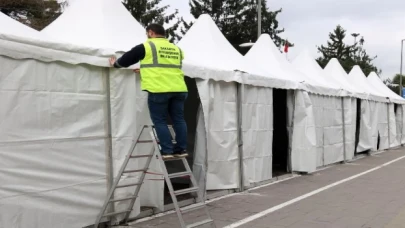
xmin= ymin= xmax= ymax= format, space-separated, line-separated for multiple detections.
xmin=123 ymin=143 xmax=155 ymax=222
xmin=95 ymin=125 xmax=216 ymax=228
xmin=150 ymin=130 xmax=188 ymax=228
xmin=94 ymin=125 xmax=149 ymax=227
xmin=181 ymin=157 xmax=216 ymax=228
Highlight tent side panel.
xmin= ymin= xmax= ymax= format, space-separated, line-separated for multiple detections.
xmin=0 ymin=57 xmax=108 ymax=228
xmin=402 ymin=105 xmax=405 ymax=144
xmin=241 ymin=85 xmax=273 ymax=187
xmin=109 ymin=69 xmax=162 ymax=215
xmin=197 ymin=80 xmax=238 ymax=190
xmin=344 ymin=98 xmax=357 ymax=161
xmin=389 ymin=103 xmax=399 ymax=147
xmin=291 ymin=91 xmax=317 ymax=173
xmin=356 ymin=100 xmax=373 ymax=153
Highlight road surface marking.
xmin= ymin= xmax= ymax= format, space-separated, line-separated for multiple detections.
xmin=223 ymin=154 xmax=405 ymax=228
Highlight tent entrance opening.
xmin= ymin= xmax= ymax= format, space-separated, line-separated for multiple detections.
xmin=272 ymin=89 xmax=289 ymax=176
xmin=354 ymin=99 xmax=365 ymax=154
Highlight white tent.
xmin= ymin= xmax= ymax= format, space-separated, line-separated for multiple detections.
xmin=244 ymin=38 xmax=320 ymax=174
xmin=42 ymin=0 xmax=146 ymax=51
xmin=178 ymin=14 xmax=284 ymax=190
xmin=0 ymin=31 xmax=114 ymax=228
xmin=319 ymin=59 xmax=361 ymax=165
xmin=291 ymin=52 xmax=349 ymax=169
xmin=367 ymin=72 xmax=405 ymax=148
xmin=292 ymin=50 xmax=342 ymax=96
xmin=42 ymin=0 xmax=168 ymax=221
xmin=347 ymin=67 xmax=390 ymax=153
xmin=0 ymin=12 xmax=44 ymax=39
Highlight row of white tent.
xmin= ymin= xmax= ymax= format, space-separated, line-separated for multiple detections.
xmin=1 ymin=0 xmax=404 ymax=227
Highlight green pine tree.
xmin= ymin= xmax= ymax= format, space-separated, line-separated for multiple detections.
xmin=189 ymin=0 xmax=290 ymax=53
xmin=316 ymin=25 xmax=380 ymax=75
xmin=384 ymin=74 xmax=405 ymax=95
xmin=0 ymin=0 xmax=63 ymax=30
xmin=123 ymin=0 xmax=185 ymax=42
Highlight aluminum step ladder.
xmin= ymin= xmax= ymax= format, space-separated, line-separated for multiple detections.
xmin=94 ymin=125 xmax=216 ymax=228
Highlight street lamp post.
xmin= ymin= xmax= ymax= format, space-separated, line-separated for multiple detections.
xmin=400 ymin=39 xmax=404 ymax=97
xmin=258 ymin=0 xmax=262 ymax=39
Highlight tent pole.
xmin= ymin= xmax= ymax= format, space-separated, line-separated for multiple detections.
xmin=236 ymin=83 xmax=244 ymax=192
xmin=287 ymin=90 xmax=296 ymax=173
xmin=341 ymin=98 xmax=347 ymax=162
xmin=387 ymin=104 xmax=391 ymax=148
xmin=399 ymin=105 xmax=404 ymax=146
xmin=104 ymin=68 xmax=115 ymax=217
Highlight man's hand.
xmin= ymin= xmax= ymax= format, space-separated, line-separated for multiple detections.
xmin=109 ymin=56 xmax=116 ymax=67
xmin=134 ymin=68 xmax=140 ymax=74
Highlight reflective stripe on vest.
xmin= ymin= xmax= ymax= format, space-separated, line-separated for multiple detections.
xmin=141 ymin=41 xmax=183 ymax=69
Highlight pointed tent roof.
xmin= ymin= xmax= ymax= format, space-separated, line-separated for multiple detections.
xmin=324 ymin=58 xmax=366 ymax=98
xmin=244 ymin=34 xmax=302 ymax=90
xmin=367 ymin=72 xmax=405 ymax=104
xmin=178 ymin=14 xmax=298 ymax=89
xmin=42 ymin=0 xmax=146 ymax=51
xmin=293 ymin=50 xmax=342 ymax=96
xmin=0 ymin=12 xmax=44 ymax=39
xmin=348 ymin=66 xmax=387 ymax=102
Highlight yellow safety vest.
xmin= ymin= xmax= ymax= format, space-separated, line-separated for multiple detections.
xmin=140 ymin=38 xmax=188 ymax=93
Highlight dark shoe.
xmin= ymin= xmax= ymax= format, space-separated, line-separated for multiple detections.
xmin=173 ymin=151 xmax=188 ymax=158
xmin=161 ymin=153 xmax=174 ymax=160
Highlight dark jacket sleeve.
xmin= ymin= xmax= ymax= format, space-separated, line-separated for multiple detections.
xmin=114 ymin=44 xmax=146 ymax=68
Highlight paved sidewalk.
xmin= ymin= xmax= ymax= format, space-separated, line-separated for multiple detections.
xmin=129 ymin=148 xmax=405 ymax=228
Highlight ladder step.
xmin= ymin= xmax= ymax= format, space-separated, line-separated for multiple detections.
xmin=130 ymin=155 xmax=153 ymax=159
xmin=116 ymin=182 xmax=142 ymax=188
xmin=123 ymin=169 xmax=147 ymax=173
xmin=168 ymin=171 xmax=191 ymax=178
xmin=137 ymin=140 xmax=153 ymax=143
xmin=180 ymin=202 xmax=206 ymax=213
xmin=186 ymin=219 xmax=214 ymax=228
xmin=174 ymin=187 xmax=199 ymax=196
xmin=109 ymin=196 xmax=137 ymax=203
xmin=102 ymin=210 xmax=132 ymax=217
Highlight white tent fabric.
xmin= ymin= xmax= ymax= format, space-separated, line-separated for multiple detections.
xmin=293 ymin=50 xmax=342 ymax=97
xmin=290 ymin=91 xmax=317 ymax=173
xmin=324 ymin=58 xmax=367 ymax=99
xmin=0 ymin=52 xmax=108 ymax=228
xmin=241 ymin=85 xmax=273 ymax=187
xmin=243 ymin=34 xmax=301 ymax=90
xmin=291 ymin=53 xmax=353 ymax=169
xmin=347 ymin=67 xmax=389 ymax=153
xmin=179 ymin=15 xmax=277 ymax=189
xmin=42 ymin=0 xmax=146 ymax=51
xmin=0 ymin=12 xmax=44 ymax=39
xmin=178 ymin=15 xmax=295 ymax=89
xmin=367 ymin=72 xmax=405 ymax=104
xmin=292 ymin=52 xmax=348 ymax=167
xmin=42 ymin=0 xmax=164 ymax=217
xmin=347 ymin=66 xmax=388 ymax=102
xmin=367 ymin=73 xmax=403 ymax=148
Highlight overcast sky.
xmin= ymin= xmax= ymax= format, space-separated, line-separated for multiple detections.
xmin=162 ymin=0 xmax=405 ymax=79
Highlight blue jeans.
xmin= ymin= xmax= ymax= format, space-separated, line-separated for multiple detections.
xmin=148 ymin=92 xmax=188 ymax=154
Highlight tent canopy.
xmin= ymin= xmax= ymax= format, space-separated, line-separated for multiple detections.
xmin=42 ymin=0 xmax=146 ymax=51
xmin=348 ymin=66 xmax=388 ymax=102
xmin=367 ymin=72 xmax=405 ymax=104
xmin=324 ymin=58 xmax=366 ymax=98
xmin=0 ymin=12 xmax=44 ymax=39
xmin=293 ymin=50 xmax=342 ymax=96
xmin=178 ymin=14 xmax=289 ymax=88
xmin=244 ymin=34 xmax=302 ymax=90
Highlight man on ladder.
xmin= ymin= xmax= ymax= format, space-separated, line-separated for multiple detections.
xmin=110 ymin=23 xmax=188 ymax=159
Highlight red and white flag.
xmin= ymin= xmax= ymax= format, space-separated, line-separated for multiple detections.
xmin=284 ymin=40 xmax=289 ymax=53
